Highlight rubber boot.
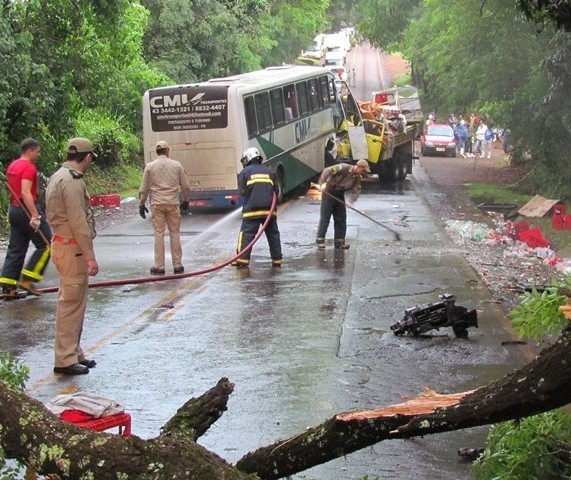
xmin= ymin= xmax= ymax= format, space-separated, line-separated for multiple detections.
xmin=334 ymin=239 xmax=350 ymax=249
xmin=460 ymin=147 xmax=465 ymax=158
xmin=18 ymin=280 xmax=43 ymax=296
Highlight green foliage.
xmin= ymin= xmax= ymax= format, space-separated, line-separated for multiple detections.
xmin=516 ymin=0 xmax=571 ymax=31
xmin=508 ymin=277 xmax=571 ymax=342
xmin=327 ymin=0 xmax=358 ymax=31
xmin=468 ymin=183 xmax=532 ymax=206
xmin=85 ymin=162 xmax=142 ymax=196
xmin=473 ymin=409 xmax=571 ymax=480
xmin=74 ymin=109 xmax=142 ymax=169
xmin=356 ymin=0 xmax=422 ymax=51
xmin=0 ymin=352 xmax=29 ymax=391
xmin=393 ymin=73 xmax=412 ymax=87
xmin=0 ymin=353 xmax=29 ymax=479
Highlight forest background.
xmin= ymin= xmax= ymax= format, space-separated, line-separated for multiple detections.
xmin=1 ymin=0 xmax=570 ymax=223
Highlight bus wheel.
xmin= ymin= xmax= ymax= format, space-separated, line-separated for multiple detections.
xmin=275 ymin=167 xmax=285 ymax=203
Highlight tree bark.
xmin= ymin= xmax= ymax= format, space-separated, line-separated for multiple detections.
xmin=236 ymin=327 xmax=571 ymax=479
xmin=2 ymin=330 xmax=571 ymax=480
xmin=0 ymin=378 xmax=255 ymax=480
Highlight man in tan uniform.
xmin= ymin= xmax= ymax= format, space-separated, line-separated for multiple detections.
xmin=139 ymin=140 xmax=190 ymax=275
xmin=46 ymin=138 xmax=98 ymax=375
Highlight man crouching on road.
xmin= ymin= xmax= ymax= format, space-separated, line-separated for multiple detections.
xmin=315 ymin=159 xmax=370 ymax=250
xmin=46 ymin=138 xmax=98 ymax=375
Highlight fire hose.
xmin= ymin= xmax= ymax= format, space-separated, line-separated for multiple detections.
xmin=31 ymin=192 xmax=278 ymax=294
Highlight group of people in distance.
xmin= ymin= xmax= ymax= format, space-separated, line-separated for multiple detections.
xmin=427 ymin=111 xmax=497 ymax=159
xmin=449 ymin=112 xmax=496 ymax=159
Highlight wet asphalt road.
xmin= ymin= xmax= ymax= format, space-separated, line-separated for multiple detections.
xmin=1 ymin=163 xmax=529 ymax=479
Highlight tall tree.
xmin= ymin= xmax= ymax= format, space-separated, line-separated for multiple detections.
xmin=260 ymin=0 xmax=330 ymax=66
xmin=356 ymin=0 xmax=421 ymax=51
xmin=0 ymin=0 xmax=164 ymax=168
xmin=141 ymin=0 xmax=270 ymax=82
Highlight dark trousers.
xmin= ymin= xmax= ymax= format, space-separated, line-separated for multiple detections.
xmin=317 ymin=189 xmax=347 ymax=241
xmin=236 ymin=215 xmax=282 ymax=261
xmin=0 ymin=204 xmax=52 ymax=286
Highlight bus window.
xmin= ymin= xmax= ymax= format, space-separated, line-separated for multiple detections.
xmin=319 ymin=76 xmax=330 ymax=106
xmin=283 ymin=84 xmax=299 ymax=121
xmin=328 ymin=78 xmax=337 ymax=103
xmin=255 ymin=92 xmax=272 ymax=133
xmin=296 ymin=81 xmax=310 ymax=116
xmin=308 ymin=78 xmax=320 ymax=112
xmin=270 ymin=88 xmax=286 ymax=126
xmin=245 ymin=95 xmax=258 ymax=137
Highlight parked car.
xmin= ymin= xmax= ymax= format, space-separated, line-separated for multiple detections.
xmin=421 ymin=124 xmax=456 ymax=157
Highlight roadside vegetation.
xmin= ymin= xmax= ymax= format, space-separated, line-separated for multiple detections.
xmin=357 ymin=0 xmax=571 ymax=203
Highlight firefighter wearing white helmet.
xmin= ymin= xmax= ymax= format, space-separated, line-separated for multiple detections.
xmin=232 ymin=147 xmax=282 ymax=268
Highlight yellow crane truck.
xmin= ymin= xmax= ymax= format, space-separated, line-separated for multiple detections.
xmin=333 ymin=84 xmax=421 ymax=181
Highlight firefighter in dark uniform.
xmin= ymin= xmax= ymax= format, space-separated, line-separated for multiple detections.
xmin=45 ymin=138 xmax=98 ymax=375
xmin=232 ymin=147 xmax=282 ymax=268
xmin=0 ymin=138 xmax=52 ymax=298
xmin=316 ymin=159 xmax=370 ymax=249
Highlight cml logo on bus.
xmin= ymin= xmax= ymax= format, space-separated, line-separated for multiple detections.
xmin=295 ymin=118 xmax=311 ymax=144
xmin=150 ymin=93 xmax=205 ymax=109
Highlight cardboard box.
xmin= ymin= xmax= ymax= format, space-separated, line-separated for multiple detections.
xmin=518 ymin=195 xmax=561 ymax=217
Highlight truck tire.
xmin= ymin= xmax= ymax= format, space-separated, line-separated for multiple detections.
xmin=398 ymin=154 xmax=412 ymax=181
xmin=389 ymin=157 xmax=402 ymax=181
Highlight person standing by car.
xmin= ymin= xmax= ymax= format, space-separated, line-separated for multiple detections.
xmin=139 ymin=140 xmax=191 ymax=275
xmin=475 ymin=122 xmax=486 ymax=157
xmin=316 ymin=160 xmax=370 ymax=250
xmin=458 ymin=120 xmax=469 ymax=158
xmin=46 ymin=137 xmax=98 ymax=375
xmin=0 ymin=138 xmax=52 ymax=299
xmin=232 ymin=147 xmax=282 ymax=268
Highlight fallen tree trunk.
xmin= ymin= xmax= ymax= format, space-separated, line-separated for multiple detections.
xmin=0 ymin=378 xmax=256 ymax=480
xmin=2 ymin=330 xmax=571 ymax=479
xmin=237 ymin=327 xmax=571 ymax=478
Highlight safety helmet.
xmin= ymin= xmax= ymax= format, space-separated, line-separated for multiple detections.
xmin=241 ymin=147 xmax=263 ymax=167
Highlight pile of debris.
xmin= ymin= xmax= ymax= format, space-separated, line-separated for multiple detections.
xmin=443 ymin=195 xmax=571 ymax=307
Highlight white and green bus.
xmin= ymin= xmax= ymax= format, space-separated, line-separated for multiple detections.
xmin=142 ymin=65 xmax=342 ymax=208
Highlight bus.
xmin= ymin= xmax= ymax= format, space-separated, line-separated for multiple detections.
xmin=142 ymin=65 xmax=342 ymax=209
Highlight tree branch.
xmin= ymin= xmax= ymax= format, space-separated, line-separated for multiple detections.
xmin=161 ymin=377 xmax=234 ymax=440
xmin=236 ymin=328 xmax=571 ymax=479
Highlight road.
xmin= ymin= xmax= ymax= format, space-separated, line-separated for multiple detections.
xmin=0 ymin=45 xmax=529 ymax=479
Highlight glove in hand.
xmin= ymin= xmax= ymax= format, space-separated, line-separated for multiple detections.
xmin=29 ymin=217 xmax=41 ymax=231
xmin=139 ymin=205 xmax=149 ymax=219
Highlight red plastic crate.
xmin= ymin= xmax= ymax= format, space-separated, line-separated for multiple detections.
xmin=553 ymin=213 xmax=571 ymax=230
xmin=33 ymin=412 xmax=132 ymax=479
xmin=513 ymin=221 xmax=530 ymax=239
xmin=553 ymin=204 xmax=567 ymax=216
xmin=89 ymin=195 xmax=101 ymax=207
xmin=519 ymin=227 xmax=550 ymax=248
xmin=100 ymin=194 xmax=121 ymax=209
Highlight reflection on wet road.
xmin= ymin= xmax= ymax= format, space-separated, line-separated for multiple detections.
xmin=1 ymin=167 xmax=528 ymax=479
